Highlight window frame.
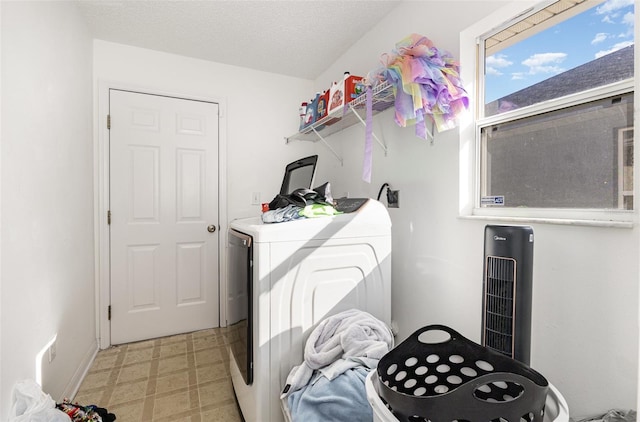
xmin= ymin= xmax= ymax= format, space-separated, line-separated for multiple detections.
xmin=459 ymin=0 xmax=637 ymax=228
xmin=617 ymin=126 xmax=634 ymax=209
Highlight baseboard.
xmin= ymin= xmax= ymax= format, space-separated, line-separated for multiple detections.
xmin=60 ymin=339 xmax=99 ymax=401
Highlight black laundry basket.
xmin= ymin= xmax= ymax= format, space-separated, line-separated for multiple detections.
xmin=374 ymin=325 xmax=549 ymax=422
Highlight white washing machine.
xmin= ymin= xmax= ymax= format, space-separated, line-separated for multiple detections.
xmin=227 ymin=198 xmax=392 ymax=422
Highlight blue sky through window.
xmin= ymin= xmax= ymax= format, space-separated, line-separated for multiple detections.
xmin=485 ymin=0 xmax=635 ymax=103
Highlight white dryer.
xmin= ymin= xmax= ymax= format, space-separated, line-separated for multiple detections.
xmin=227 ymin=198 xmax=392 ymax=422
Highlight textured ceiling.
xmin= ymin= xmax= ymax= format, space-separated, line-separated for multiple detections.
xmin=76 ymin=0 xmax=401 ymax=80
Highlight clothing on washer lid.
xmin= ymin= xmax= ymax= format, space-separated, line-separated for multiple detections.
xmin=268 ymin=182 xmax=335 ymax=211
xmin=261 ymin=204 xmax=304 ymax=223
xmin=299 ymin=204 xmax=342 ymax=218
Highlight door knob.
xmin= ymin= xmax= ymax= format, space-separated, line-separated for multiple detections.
xmin=207 ymin=225 xmax=217 ymax=233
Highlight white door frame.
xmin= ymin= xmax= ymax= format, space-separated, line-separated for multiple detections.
xmin=94 ymin=80 xmax=229 ymax=349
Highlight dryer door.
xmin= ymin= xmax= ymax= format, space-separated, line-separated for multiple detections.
xmin=227 ymin=229 xmax=253 ymax=385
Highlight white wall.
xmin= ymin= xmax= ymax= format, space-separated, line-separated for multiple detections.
xmin=314 ymin=1 xmax=638 ymax=418
xmin=0 ymin=1 xmax=97 ymax=416
xmin=0 ymin=1 xmax=4 ymax=413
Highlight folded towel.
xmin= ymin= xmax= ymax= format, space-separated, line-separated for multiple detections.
xmin=281 ymin=308 xmax=393 ymax=399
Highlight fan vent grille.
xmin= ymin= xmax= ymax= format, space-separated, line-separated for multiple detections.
xmin=484 ymin=256 xmax=516 ymax=357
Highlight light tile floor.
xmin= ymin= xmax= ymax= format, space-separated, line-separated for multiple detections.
xmin=73 ymin=328 xmax=244 ymax=421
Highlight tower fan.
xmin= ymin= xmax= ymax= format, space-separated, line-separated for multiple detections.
xmin=482 ymin=225 xmax=534 ymax=365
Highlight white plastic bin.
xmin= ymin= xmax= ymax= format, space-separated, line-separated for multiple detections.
xmin=365 ymin=371 xmax=570 ymax=422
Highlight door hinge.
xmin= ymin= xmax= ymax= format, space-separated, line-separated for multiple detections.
xmin=107 ymin=210 xmax=111 ymax=225
xmin=108 ymin=305 xmax=111 ymax=321
xmin=107 ymin=114 xmax=111 ymax=130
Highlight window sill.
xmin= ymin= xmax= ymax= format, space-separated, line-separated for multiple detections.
xmin=458 ymin=214 xmax=633 ymax=229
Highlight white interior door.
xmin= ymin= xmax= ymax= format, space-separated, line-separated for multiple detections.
xmin=109 ymin=89 xmax=219 ymax=344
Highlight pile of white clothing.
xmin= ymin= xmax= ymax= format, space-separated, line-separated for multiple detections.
xmin=281 ymin=308 xmax=394 ymax=422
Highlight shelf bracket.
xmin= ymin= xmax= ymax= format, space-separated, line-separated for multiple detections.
xmin=310 ymin=126 xmax=344 ymax=166
xmin=347 ymin=106 xmax=388 ymax=156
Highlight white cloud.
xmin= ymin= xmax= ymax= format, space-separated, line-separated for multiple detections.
xmin=511 ymin=73 xmax=526 ymax=81
xmin=596 ymin=0 xmax=634 ymax=15
xmin=522 ymin=52 xmax=567 ymax=75
xmin=595 ymin=40 xmax=635 ymax=58
xmin=601 ymin=15 xmax=615 ymax=24
xmin=486 ymin=54 xmax=512 ymax=68
xmin=591 ymin=32 xmax=609 ymax=44
xmin=621 ymin=11 xmax=635 ymax=36
xmin=597 ymin=0 xmax=634 ymax=34
xmin=529 ymin=65 xmax=565 ymax=74
xmin=485 ymin=54 xmax=512 ymax=77
xmin=522 ymin=53 xmax=566 ymax=67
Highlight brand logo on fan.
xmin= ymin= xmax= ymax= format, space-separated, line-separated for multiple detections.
xmin=494 ymin=235 xmax=507 ymax=241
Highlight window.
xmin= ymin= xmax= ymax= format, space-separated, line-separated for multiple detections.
xmin=472 ymin=0 xmax=635 ymax=220
xmin=481 ymin=93 xmax=634 ymax=209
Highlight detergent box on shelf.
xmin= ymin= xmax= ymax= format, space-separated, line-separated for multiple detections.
xmin=301 ymin=93 xmax=320 ymax=129
xmin=328 ymin=73 xmax=365 ymax=114
xmin=316 ymin=91 xmax=329 ymax=121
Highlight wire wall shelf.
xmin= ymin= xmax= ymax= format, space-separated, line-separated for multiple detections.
xmin=285 ymin=81 xmax=396 ymax=164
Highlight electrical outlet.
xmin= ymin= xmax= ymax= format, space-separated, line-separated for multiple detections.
xmin=251 ymin=192 xmax=261 ymax=205
xmin=48 ymin=340 xmax=57 ymax=363
xmin=387 ymin=190 xmax=399 ymax=208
